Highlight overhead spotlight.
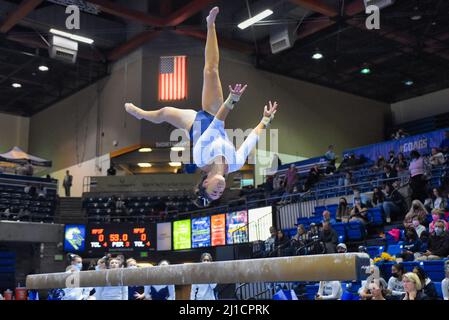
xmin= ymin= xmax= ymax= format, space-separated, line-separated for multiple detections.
xmin=38 ymin=65 xmax=49 ymax=72
xmin=360 ymin=67 xmax=371 ymax=74
xmin=404 ymin=80 xmax=414 ymax=86
xmin=50 ymin=28 xmax=94 ymax=44
xmin=171 ymin=146 xmax=185 ymax=152
xmin=410 ymin=6 xmax=422 ymax=20
xmin=138 ymin=148 xmax=152 ymax=152
xmin=137 ymin=163 xmax=152 ymax=168
xmin=12 ymin=83 xmax=22 ymax=88
xmin=238 ymin=9 xmax=273 ymax=30
xmin=169 ymin=162 xmax=182 ymax=167
xmin=312 ymin=52 xmax=323 ymax=60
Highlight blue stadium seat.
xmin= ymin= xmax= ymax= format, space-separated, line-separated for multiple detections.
xmin=367 ymin=246 xmax=384 ymax=259
xmin=332 ymin=223 xmax=346 ymax=240
xmin=434 ymin=282 xmax=443 ymax=299
xmin=367 ymin=207 xmax=384 ymax=226
xmin=386 ymin=244 xmax=403 ymax=257
xmin=402 ymin=261 xmax=420 ymax=272
xmin=345 ymin=221 xmax=366 ymax=241
xmin=419 ymin=260 xmax=447 ymax=282
xmin=305 ymin=284 xmax=319 ymax=300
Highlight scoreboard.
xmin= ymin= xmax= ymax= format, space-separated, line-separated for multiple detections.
xmin=86 ymin=224 xmax=156 ymax=253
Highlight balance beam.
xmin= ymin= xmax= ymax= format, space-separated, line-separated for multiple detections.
xmin=26 ymin=253 xmax=370 ymax=290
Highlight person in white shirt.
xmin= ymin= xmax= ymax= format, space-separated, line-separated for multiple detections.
xmin=315 ymin=281 xmax=342 ymax=300
xmin=191 ymin=253 xmax=217 ymax=300
xmin=124 ymin=7 xmax=279 ymax=207
xmin=387 ymin=264 xmax=405 ymax=297
xmin=95 ymin=258 xmax=128 ymax=300
xmin=136 ymin=260 xmax=175 ymax=300
xmin=429 ymin=147 xmax=445 ymax=166
xmin=412 ymin=217 xmax=427 ymax=239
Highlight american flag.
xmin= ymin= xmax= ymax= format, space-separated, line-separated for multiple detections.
xmin=159 ymin=56 xmax=187 ymax=101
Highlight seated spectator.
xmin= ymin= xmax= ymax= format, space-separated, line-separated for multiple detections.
xmin=426 ymin=188 xmax=447 ymax=211
xmin=284 ymin=164 xmax=298 ymax=194
xmin=411 ymin=216 xmax=427 ymax=239
xmin=307 ymin=223 xmax=325 ymax=255
xmin=429 ymin=208 xmax=449 ymax=234
xmin=396 ymin=152 xmax=408 ymax=170
xmin=263 ymin=175 xmax=274 ymax=196
xmin=369 ymin=281 xmax=388 ymax=300
xmin=290 ymin=224 xmax=308 ymax=255
xmin=336 ymin=197 xmax=351 ymax=223
xmin=349 ymin=199 xmax=369 ymax=225
xmin=346 ymin=153 xmax=359 ymax=168
xmin=439 ymin=130 xmax=449 ymax=155
xmin=352 ymin=188 xmax=369 ymax=207
xmin=442 ymin=262 xmax=449 ymax=301
xmin=320 ymin=222 xmax=338 ymax=253
xmin=387 ymin=150 xmax=397 ymax=166
xmin=372 ymin=187 xmax=385 ymax=207
xmin=402 ymin=272 xmax=428 ymax=300
xmin=324 ymin=145 xmax=337 ymax=174
xmin=264 ymin=227 xmax=276 ymax=257
xmin=359 ymin=265 xmax=388 ymax=300
xmin=322 ymin=210 xmax=336 ymax=224
xmin=409 ymin=150 xmax=428 ymax=203
xmin=344 ymin=171 xmax=353 ymax=187
xmin=274 ymin=230 xmax=290 ymax=257
xmin=315 ymin=281 xmax=342 ymax=300
xmin=395 ymin=163 xmax=409 ymax=181
xmin=374 ymin=155 xmax=387 ymax=171
xmin=273 ymin=173 xmax=284 ymax=192
xmin=398 ymin=228 xmax=422 ymax=262
xmin=430 ymin=147 xmax=445 ymax=166
xmin=37 ymin=184 xmax=47 ymax=199
xmin=24 ymin=160 xmax=34 ymax=176
xmin=387 ymin=264 xmax=405 ymax=298
xmin=24 ymin=184 xmax=31 ymax=194
xmin=336 ymin=243 xmax=347 ymax=253
xmin=404 ymin=200 xmax=428 ymax=228
xmin=413 ymin=266 xmax=439 ymax=300
xmin=383 ymin=165 xmax=397 ymax=184
xmin=304 ymin=165 xmax=321 ymax=191
xmin=416 ymin=220 xmax=449 ymax=261
xmin=308 ymin=223 xmax=320 ymax=240
xmin=382 ymin=183 xmax=407 ymax=223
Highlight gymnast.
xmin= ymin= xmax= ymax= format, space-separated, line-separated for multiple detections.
xmin=125 ymin=6 xmax=278 ymax=206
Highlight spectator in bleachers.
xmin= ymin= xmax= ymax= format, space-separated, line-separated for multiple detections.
xmin=349 ymin=198 xmax=369 ymax=225
xmin=37 ymin=184 xmax=47 ymax=199
xmin=23 ymin=159 xmax=34 ymax=176
xmin=336 ymin=197 xmax=351 ymax=223
xmin=404 ymin=200 xmax=428 ymax=228
xmin=264 ymin=227 xmax=277 ymax=257
xmin=372 ymin=187 xmax=385 ymax=207
xmin=413 ymin=266 xmax=439 ymax=300
xmin=396 ymin=152 xmax=408 ymax=170
xmin=320 ymin=222 xmax=338 ymax=253
xmin=63 ymin=170 xmax=73 ymax=197
xmin=387 ymin=150 xmax=397 ymax=166
xmin=274 ymin=230 xmax=290 ymax=257
xmin=315 ymin=280 xmax=342 ymax=300
xmin=374 ymin=155 xmax=387 ymax=171
xmin=307 ymin=223 xmax=325 ymax=254
xmin=344 ymin=171 xmax=353 ymax=187
xmin=24 ymin=184 xmax=31 ymax=194
xmin=439 ymin=130 xmax=449 ymax=155
xmin=382 ymin=183 xmax=407 ymax=223
xmin=304 ymin=165 xmax=321 ymax=191
xmin=273 ymin=173 xmax=283 ymax=192
xmin=395 ymin=163 xmax=409 ymax=181
xmin=387 ymin=264 xmax=405 ymax=298
xmin=398 ymin=228 xmax=422 ymax=262
xmin=425 ymin=188 xmax=447 ymax=212
xmin=429 ymin=208 xmax=449 ymax=234
xmin=442 ymin=262 xmax=449 ymax=300
xmin=324 ymin=145 xmax=337 ymax=174
xmin=402 ymin=272 xmax=428 ymax=300
xmin=369 ymin=281 xmax=388 ymax=300
xmin=359 ymin=265 xmax=388 ymax=300
xmin=412 ymin=216 xmax=427 ymax=239
xmin=383 ymin=165 xmax=397 ymax=184
xmin=191 ymin=253 xmax=217 ymax=300
xmin=322 ymin=210 xmax=336 ymax=224
xmin=290 ymin=224 xmax=308 ymax=255
xmin=430 ymin=147 xmax=445 ymax=166
xmin=285 ymin=164 xmax=298 ymax=192
xmin=409 ymin=150 xmax=428 ymax=203
xmin=416 ymin=220 xmax=449 ymax=261
xmin=336 ymin=243 xmax=347 ymax=253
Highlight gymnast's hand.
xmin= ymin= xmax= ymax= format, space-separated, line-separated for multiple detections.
xmin=264 ymin=101 xmax=278 ymax=118
xmin=228 ymin=83 xmax=247 ymax=101
xmin=125 ymin=102 xmax=144 ymax=120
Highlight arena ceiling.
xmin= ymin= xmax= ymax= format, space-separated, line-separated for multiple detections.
xmin=0 ymin=0 xmax=448 ymax=116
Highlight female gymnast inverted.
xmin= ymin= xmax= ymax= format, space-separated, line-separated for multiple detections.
xmin=125 ymin=7 xmax=278 ymax=206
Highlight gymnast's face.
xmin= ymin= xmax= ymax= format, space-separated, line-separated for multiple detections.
xmin=204 ymin=174 xmax=226 ymax=200
xmin=109 ymin=259 xmax=120 ymax=269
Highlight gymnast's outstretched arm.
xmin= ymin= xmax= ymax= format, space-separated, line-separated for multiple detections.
xmin=214 ymin=84 xmax=247 ymax=122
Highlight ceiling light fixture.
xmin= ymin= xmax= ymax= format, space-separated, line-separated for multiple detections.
xmin=238 ymin=9 xmax=273 ymax=30
xmin=49 ymin=28 xmax=94 ymax=44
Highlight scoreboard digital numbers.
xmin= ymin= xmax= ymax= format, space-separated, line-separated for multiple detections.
xmin=86 ymin=224 xmax=156 ymax=253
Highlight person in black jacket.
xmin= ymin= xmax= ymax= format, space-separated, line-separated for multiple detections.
xmin=413 ymin=266 xmax=440 ymax=300
xmin=274 ymin=230 xmax=290 ymax=257
xmin=382 ymin=183 xmax=406 ymax=223
xmin=320 ymin=222 xmax=338 ymax=254
xmin=417 ymin=220 xmax=449 ymax=261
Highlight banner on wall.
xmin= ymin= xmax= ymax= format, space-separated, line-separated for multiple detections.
xmin=343 ymin=128 xmax=447 ymax=160
xmin=157 ymin=222 xmax=172 ymax=251
xmin=248 ymin=206 xmax=273 ymax=242
xmin=211 ymin=214 xmax=226 ymax=246
xmin=173 ymin=219 xmax=191 ymax=250
xmin=191 ymin=216 xmax=211 ymax=248
xmin=226 ymin=211 xmax=248 ymax=244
